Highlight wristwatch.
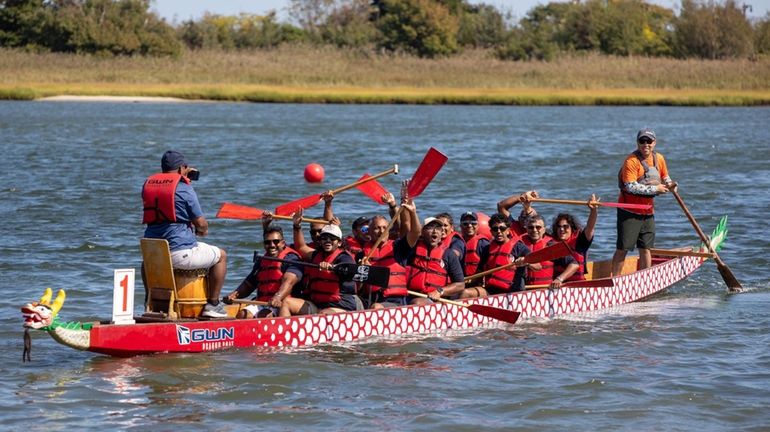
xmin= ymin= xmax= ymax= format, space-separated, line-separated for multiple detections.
xmin=436 ymin=287 xmax=445 ymax=296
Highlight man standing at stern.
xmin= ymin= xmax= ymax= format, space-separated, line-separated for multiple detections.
xmin=611 ymin=129 xmax=675 ymax=275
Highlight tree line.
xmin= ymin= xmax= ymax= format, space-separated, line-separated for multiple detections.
xmin=1 ymin=0 xmax=769 ymax=60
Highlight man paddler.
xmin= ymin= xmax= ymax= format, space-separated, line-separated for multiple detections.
xmin=224 ymin=227 xmax=303 ymax=318
xmin=391 ymin=201 xmax=465 ymax=305
xmin=458 ymin=211 xmax=489 ymax=280
xmin=358 ymin=214 xmax=409 ymax=309
xmin=460 ymin=213 xmax=529 ymax=298
xmin=611 ymin=128 xmax=675 ymax=275
xmin=142 ymin=150 xmax=227 ymax=318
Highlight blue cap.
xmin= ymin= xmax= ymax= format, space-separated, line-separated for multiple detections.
xmin=161 ymin=150 xmax=188 ymax=172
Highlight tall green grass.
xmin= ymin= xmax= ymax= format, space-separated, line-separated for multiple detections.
xmin=1 ymin=47 xmax=769 ymax=105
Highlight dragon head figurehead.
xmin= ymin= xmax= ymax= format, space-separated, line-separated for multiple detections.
xmin=21 ymin=288 xmax=66 ymax=329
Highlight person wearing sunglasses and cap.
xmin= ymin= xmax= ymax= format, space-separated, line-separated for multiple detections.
xmin=142 ymin=150 xmax=228 ymax=318
xmin=224 ymin=227 xmax=304 ymax=318
xmin=343 ymin=216 xmax=371 ymax=256
xmin=611 ymin=128 xmax=676 ymax=276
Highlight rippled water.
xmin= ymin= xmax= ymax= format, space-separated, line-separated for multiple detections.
xmin=1 ymin=102 xmax=768 ymax=430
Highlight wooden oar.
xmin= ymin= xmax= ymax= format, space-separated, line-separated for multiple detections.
xmin=532 ymin=197 xmax=651 ymax=211
xmin=670 ymin=189 xmax=742 ymax=292
xmin=407 ymin=290 xmax=520 ymax=324
xmin=526 ymin=277 xmax=615 ymax=290
xmin=275 ymin=165 xmax=399 ymax=216
xmin=216 ymin=202 xmax=329 ymax=224
xmin=464 ymin=241 xmax=572 ymax=283
xmin=231 ymin=299 xmax=268 ymax=306
xmin=649 ymin=248 xmax=715 ymax=259
xmin=356 ymin=174 xmax=391 ymax=204
xmin=258 ymin=255 xmax=391 ymax=288
xmin=363 ymin=147 xmax=449 ymax=261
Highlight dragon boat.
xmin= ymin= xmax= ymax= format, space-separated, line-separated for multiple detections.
xmin=20 ymin=217 xmax=727 ymax=358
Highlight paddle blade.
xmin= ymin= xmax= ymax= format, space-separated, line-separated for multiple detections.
xmin=275 ymin=193 xmax=322 ymax=216
xmin=599 ymin=202 xmax=652 ymax=211
xmin=407 ymin=147 xmax=448 ymax=198
xmin=217 ymin=202 xmax=265 ymax=220
xmin=715 ymin=258 xmax=742 ymax=292
xmin=467 ymin=304 xmax=521 ymax=325
xmin=334 ymin=263 xmax=391 ymax=288
xmin=523 ymin=241 xmax=571 ymax=264
xmin=356 ymin=173 xmax=390 ymax=204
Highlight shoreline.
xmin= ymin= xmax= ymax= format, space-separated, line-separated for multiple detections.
xmin=37 ymin=95 xmax=194 ymax=103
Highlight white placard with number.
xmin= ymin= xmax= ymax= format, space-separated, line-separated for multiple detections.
xmin=112 ymin=268 xmax=136 ymax=324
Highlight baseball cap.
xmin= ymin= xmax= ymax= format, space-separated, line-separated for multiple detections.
xmin=352 ymin=216 xmax=370 ymax=230
xmin=423 ymin=217 xmax=442 ymax=227
xmin=161 ymin=150 xmax=188 ymax=171
xmin=636 ymin=128 xmax=656 ymax=142
xmin=460 ymin=211 xmax=478 ymax=221
xmin=320 ymin=224 xmax=343 ymax=240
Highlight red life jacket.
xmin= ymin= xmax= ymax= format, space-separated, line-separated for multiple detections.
xmin=463 ymin=235 xmax=483 ymax=276
xmin=484 ymin=239 xmax=519 ymax=292
xmin=407 ymin=241 xmax=448 ymax=294
xmin=553 ymin=233 xmax=586 ymax=282
xmin=142 ymin=173 xmax=189 ymax=224
xmin=521 ymin=235 xmax=554 ymax=285
xmin=255 ymin=247 xmax=300 ymax=301
xmin=344 ymin=235 xmax=365 ymax=256
xmin=362 ymin=240 xmax=407 ymax=298
xmin=307 ymin=248 xmax=346 ymax=304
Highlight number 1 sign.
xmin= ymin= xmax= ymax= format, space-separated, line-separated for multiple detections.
xmin=112 ymin=268 xmax=136 ymax=325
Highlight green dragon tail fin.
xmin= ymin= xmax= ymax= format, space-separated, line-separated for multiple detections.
xmin=701 ymin=215 xmax=727 ymax=253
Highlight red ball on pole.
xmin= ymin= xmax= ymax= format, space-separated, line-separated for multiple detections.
xmin=304 ymin=163 xmax=325 ymax=183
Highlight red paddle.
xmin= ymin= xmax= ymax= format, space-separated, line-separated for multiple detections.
xmin=464 ymin=240 xmax=572 ymax=283
xmin=275 ymin=165 xmax=398 ymax=216
xmin=216 ymin=202 xmax=328 ymax=224
xmin=364 ymin=148 xmax=450 ymax=260
xmin=407 ymin=290 xmax=521 ymax=325
xmin=407 ymin=147 xmax=448 ymax=197
xmin=533 ymin=197 xmax=651 ymax=211
xmin=356 ymin=174 xmax=391 ymax=205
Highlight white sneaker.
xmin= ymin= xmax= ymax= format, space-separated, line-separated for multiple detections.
xmin=201 ymin=302 xmax=227 ymax=318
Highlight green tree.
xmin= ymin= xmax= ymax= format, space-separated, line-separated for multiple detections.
xmin=674 ymin=0 xmax=753 ymax=59
xmin=318 ymin=0 xmax=377 ymax=47
xmin=756 ymin=14 xmax=770 ymax=55
xmin=457 ymin=3 xmax=507 ymax=48
xmin=0 ymin=0 xmax=54 ymax=48
xmin=376 ymin=0 xmax=459 ymax=58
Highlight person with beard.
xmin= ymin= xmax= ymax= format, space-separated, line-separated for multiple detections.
xmin=224 ymin=227 xmax=303 ymax=318
xmin=458 ymin=211 xmax=489 ymax=280
xmin=459 ymin=213 xmax=530 ymax=298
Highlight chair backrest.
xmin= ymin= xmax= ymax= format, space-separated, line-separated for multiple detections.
xmin=140 ymin=238 xmax=176 ymax=292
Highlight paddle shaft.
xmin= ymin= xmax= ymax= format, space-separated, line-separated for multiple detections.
xmin=232 ymin=299 xmax=268 ymax=306
xmin=648 ymin=248 xmax=714 ymax=259
xmin=532 ymin=197 xmax=650 ymax=210
xmin=670 ymin=189 xmax=742 ymax=291
xmin=330 ymin=165 xmax=398 ymax=196
xmin=407 ymin=290 xmax=474 ymax=308
xmin=275 ymin=214 xmax=329 ymax=225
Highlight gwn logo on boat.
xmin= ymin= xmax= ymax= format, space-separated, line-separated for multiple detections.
xmin=176 ymin=325 xmax=235 ymax=346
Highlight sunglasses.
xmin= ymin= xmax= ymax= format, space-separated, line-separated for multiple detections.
xmin=490 ymin=225 xmax=508 ymax=233
xmin=264 ymin=239 xmax=283 ymax=245
xmin=638 ymin=137 xmax=654 ymax=144
xmin=527 ymin=225 xmax=544 ymax=230
xmin=319 ymin=234 xmax=338 ymax=242
xmin=461 ymin=221 xmax=478 ymax=226
xmin=556 ymin=224 xmax=571 ymax=230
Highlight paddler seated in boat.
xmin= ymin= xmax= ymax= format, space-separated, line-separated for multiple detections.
xmin=223 ymin=227 xmax=304 ymax=318
xmin=436 ymin=212 xmax=466 ymax=263
xmin=459 ymin=213 xmax=530 ymax=298
xmin=520 ymin=215 xmax=555 ymax=287
xmin=542 ymin=195 xmax=599 ymax=288
xmin=287 ymin=190 xmax=338 ymax=251
xmin=284 ymin=210 xmax=363 ymax=315
xmin=142 ymin=150 xmax=228 ymax=318
xmin=358 ymin=214 xmax=409 ymax=309
xmin=392 ymin=201 xmax=465 ymax=305
xmin=459 ymin=211 xmax=490 ymax=280
xmin=344 ymin=216 xmax=370 ymax=256
xmin=497 ymin=190 xmax=539 ymax=240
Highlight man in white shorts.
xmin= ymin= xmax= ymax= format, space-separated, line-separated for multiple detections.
xmin=142 ymin=150 xmax=228 ymax=318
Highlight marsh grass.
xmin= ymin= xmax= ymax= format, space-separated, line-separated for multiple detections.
xmin=2 ymin=46 xmax=769 ymax=105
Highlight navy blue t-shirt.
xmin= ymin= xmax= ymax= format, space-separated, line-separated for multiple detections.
xmin=143 ymin=180 xmax=202 ymax=251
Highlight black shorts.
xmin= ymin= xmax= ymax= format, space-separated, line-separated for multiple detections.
xmin=315 ymin=294 xmax=363 ymax=312
xmin=616 ymin=209 xmax=655 ymax=251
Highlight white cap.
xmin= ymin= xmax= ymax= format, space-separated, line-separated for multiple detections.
xmin=423 ymin=217 xmax=442 ymax=227
xmin=320 ymin=224 xmax=343 ymax=239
